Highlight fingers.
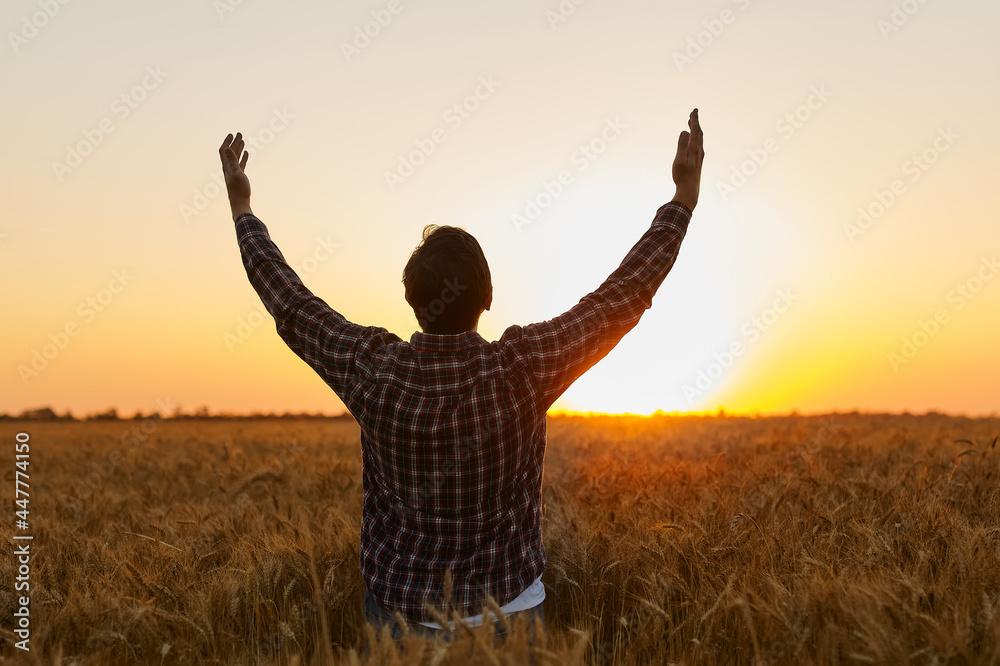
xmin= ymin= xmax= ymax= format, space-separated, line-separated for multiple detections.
xmin=219 ymin=134 xmax=237 ymax=174
xmin=232 ymin=132 xmax=248 ymax=171
xmin=676 ymin=109 xmax=704 ymax=160
xmin=219 ymin=133 xmax=234 ymax=164
xmin=219 ymin=132 xmax=248 ymax=172
xmin=232 ymin=132 xmax=244 ymax=161
xmin=689 ymin=108 xmax=704 ymax=155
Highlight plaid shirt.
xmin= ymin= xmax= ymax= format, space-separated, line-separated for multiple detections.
xmin=235 ymin=201 xmax=692 ymax=623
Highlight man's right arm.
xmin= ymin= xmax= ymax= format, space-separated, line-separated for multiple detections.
xmin=508 ymin=109 xmax=704 ymax=411
xmin=512 ymin=201 xmax=692 ymax=410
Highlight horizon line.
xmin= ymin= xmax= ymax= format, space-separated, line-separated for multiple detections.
xmin=4 ymin=405 xmax=998 ymax=422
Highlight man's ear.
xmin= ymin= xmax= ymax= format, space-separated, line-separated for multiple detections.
xmin=484 ymin=287 xmax=493 ymax=312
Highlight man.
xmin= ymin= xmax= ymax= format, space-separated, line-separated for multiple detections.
xmin=218 ymin=108 xmax=704 ymax=646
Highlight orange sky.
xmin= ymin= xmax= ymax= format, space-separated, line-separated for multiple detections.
xmin=2 ymin=1 xmax=998 ymax=417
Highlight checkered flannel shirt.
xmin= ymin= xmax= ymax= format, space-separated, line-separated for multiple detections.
xmin=235 ymin=200 xmax=692 ymax=623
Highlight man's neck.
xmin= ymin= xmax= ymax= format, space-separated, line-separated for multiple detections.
xmin=421 ymin=323 xmax=479 ymax=335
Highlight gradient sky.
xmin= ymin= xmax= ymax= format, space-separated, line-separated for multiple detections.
xmin=2 ymin=0 xmax=998 ymax=417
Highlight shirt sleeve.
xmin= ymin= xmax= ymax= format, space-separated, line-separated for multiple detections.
xmin=234 ymin=213 xmax=400 ymax=408
xmin=511 ymin=201 xmax=692 ymax=411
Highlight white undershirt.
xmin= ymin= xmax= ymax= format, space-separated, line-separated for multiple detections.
xmin=416 ymin=575 xmax=545 ymax=629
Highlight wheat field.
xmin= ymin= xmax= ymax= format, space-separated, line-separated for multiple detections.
xmin=1 ymin=413 xmax=998 ymax=665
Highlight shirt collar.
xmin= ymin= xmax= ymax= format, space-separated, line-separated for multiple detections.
xmin=409 ymin=330 xmax=487 ymax=352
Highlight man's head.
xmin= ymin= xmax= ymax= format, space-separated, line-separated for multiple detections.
xmin=403 ymin=225 xmax=493 ymax=334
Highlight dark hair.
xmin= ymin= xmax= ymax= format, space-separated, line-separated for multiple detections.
xmin=402 ymin=225 xmax=491 ymax=334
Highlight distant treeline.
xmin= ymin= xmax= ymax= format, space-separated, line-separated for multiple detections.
xmin=2 ymin=406 xmax=989 ymax=422
xmin=0 ymin=406 xmax=356 ymax=421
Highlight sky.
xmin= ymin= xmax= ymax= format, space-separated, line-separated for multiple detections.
xmin=2 ymin=0 xmax=998 ymax=418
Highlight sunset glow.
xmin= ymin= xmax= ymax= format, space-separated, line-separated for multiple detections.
xmin=3 ymin=1 xmax=998 ymax=417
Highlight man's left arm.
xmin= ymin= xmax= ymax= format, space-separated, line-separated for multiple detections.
xmin=220 ymin=133 xmax=396 ymax=404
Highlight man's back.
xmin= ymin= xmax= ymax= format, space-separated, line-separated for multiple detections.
xmin=358 ymin=330 xmax=547 ymax=623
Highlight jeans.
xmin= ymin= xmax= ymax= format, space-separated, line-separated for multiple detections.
xmin=363 ymin=589 xmax=545 ymax=658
